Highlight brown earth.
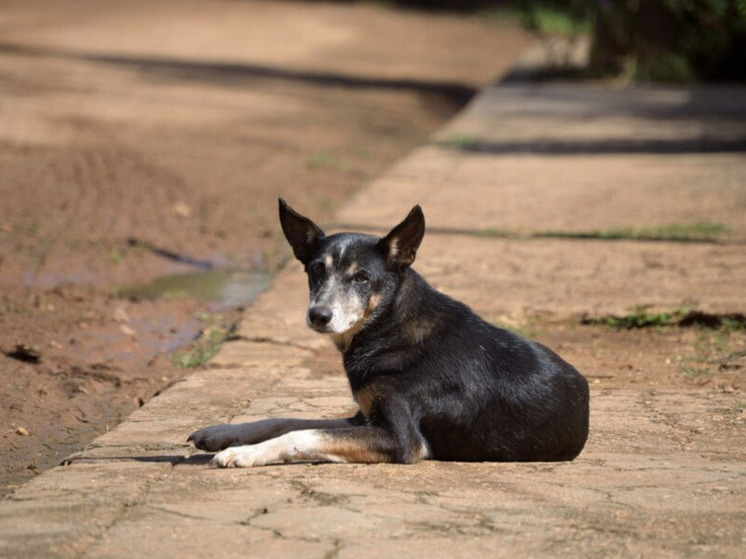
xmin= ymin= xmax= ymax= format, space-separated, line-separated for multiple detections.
xmin=0 ymin=0 xmax=534 ymax=496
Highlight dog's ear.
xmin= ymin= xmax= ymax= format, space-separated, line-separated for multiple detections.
xmin=378 ymin=205 xmax=425 ymax=269
xmin=279 ymin=198 xmax=325 ymax=264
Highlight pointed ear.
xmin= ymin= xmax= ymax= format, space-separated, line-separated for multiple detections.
xmin=378 ymin=205 xmax=425 ymax=269
xmin=278 ymin=198 xmax=325 ymax=264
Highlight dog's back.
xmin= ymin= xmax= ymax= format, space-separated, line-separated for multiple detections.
xmin=343 ymin=266 xmax=589 ymax=462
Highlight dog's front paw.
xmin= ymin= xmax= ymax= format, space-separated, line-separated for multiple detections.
xmin=189 ymin=419 xmax=292 ymax=451
xmin=188 ymin=424 xmax=244 ymax=451
xmin=211 ymin=445 xmax=268 ymax=468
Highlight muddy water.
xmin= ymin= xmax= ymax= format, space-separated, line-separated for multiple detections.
xmin=115 ymin=269 xmax=273 ymax=310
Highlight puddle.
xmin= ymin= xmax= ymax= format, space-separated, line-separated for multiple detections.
xmin=115 ymin=268 xmax=273 ymax=309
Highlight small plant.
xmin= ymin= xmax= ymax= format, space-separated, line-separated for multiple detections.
xmin=172 ymin=313 xmax=231 ymax=369
xmin=107 ymin=246 xmax=123 ymax=264
xmin=306 ymin=152 xmax=352 ymax=174
xmin=583 ymin=303 xmax=745 ymax=380
xmin=681 ymin=365 xmax=712 ymax=378
xmin=588 ymin=305 xmax=691 ymax=330
xmin=538 ymin=222 xmax=730 ymax=243
xmin=306 ymin=152 xmax=334 ymax=169
xmin=720 ymin=318 xmax=746 ymax=333
xmin=193 ymin=311 xmax=214 ymax=322
xmin=171 ymin=325 xmax=228 ymax=369
xmin=605 ymin=223 xmax=730 ymax=242
xmin=693 ymin=330 xmax=730 ymax=363
xmin=446 ymin=133 xmax=478 ymax=148
xmin=679 ymin=321 xmax=746 ymax=379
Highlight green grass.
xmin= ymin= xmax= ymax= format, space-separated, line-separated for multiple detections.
xmin=681 ymin=365 xmax=713 ymax=379
xmin=106 ymin=246 xmax=124 ymax=264
xmin=306 ymin=152 xmax=335 ymax=169
xmin=471 ymin=227 xmax=518 ymax=239
xmin=584 ymin=306 xmax=743 ymax=331
xmin=720 ymin=318 xmax=746 ymax=333
xmin=306 ymin=152 xmax=353 ymax=174
xmin=537 ymin=222 xmax=731 ymax=243
xmin=599 ymin=305 xmax=692 ymax=330
xmin=171 ymin=313 xmax=231 ymax=368
xmin=678 ymin=327 xmax=738 ymax=379
xmin=582 ymin=305 xmax=745 ymax=381
xmin=447 ymin=222 xmax=730 ymax=243
xmin=171 ymin=326 xmax=227 ymax=368
xmin=445 ymin=133 xmax=478 ymax=149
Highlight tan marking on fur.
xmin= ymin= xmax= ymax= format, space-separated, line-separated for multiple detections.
xmin=319 ymin=427 xmax=428 ymax=464
xmin=323 ymin=254 xmax=333 ymax=268
xmin=366 ymin=293 xmax=381 ymax=314
xmin=355 ymin=386 xmax=376 ymax=420
xmin=346 ymin=262 xmax=359 ymax=275
xmin=313 ymin=429 xmax=391 ymax=463
xmin=331 ymin=328 xmax=358 ymax=351
xmin=319 ymin=437 xmax=391 ymax=463
xmin=404 ymin=317 xmax=434 ymax=344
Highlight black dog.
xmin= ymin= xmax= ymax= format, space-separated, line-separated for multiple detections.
xmin=189 ymin=199 xmax=589 ymax=467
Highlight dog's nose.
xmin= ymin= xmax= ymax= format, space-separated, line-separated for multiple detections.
xmin=308 ymin=306 xmax=332 ymax=328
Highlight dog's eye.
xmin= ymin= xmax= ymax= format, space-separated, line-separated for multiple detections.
xmin=308 ymin=262 xmax=325 ymax=279
xmin=351 ymin=271 xmax=370 ymax=284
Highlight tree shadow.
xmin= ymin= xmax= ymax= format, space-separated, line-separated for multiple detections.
xmin=0 ymin=41 xmax=475 ymax=110
xmin=444 ymin=82 xmax=746 ymax=155
xmin=441 ymin=137 xmax=746 ymax=155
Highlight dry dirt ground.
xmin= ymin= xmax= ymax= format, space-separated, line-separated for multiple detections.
xmin=0 ymin=0 xmax=533 ymax=495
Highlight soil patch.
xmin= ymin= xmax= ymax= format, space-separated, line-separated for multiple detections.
xmin=0 ymin=0 xmax=532 ymax=495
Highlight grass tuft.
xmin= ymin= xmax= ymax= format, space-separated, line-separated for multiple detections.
xmin=606 ymin=305 xmax=691 ymax=330
xmin=446 ymin=133 xmax=478 ymax=148
xmin=583 ymin=306 xmax=746 ymax=331
xmin=537 ymin=222 xmax=730 ymax=243
xmin=171 ymin=314 xmax=232 ymax=368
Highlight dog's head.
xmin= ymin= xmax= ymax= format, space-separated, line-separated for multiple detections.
xmin=279 ymin=198 xmax=425 ymax=338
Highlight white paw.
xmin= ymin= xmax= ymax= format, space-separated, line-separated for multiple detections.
xmin=211 ymin=445 xmax=268 ymax=468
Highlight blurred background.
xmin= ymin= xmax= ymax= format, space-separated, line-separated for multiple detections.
xmin=399 ymin=0 xmax=746 ymax=82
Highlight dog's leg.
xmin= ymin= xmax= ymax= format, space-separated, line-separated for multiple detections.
xmin=212 ymin=395 xmax=429 ymax=467
xmin=188 ymin=416 xmax=362 ymax=452
xmin=211 ymin=425 xmax=430 ymax=468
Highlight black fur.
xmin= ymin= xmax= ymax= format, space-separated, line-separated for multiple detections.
xmin=189 ymin=200 xmax=589 ymax=464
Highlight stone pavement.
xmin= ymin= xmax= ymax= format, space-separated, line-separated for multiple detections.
xmin=2 ymin=66 xmax=746 ymax=557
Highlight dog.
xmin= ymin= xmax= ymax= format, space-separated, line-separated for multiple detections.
xmin=188 ymin=199 xmax=589 ymax=467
